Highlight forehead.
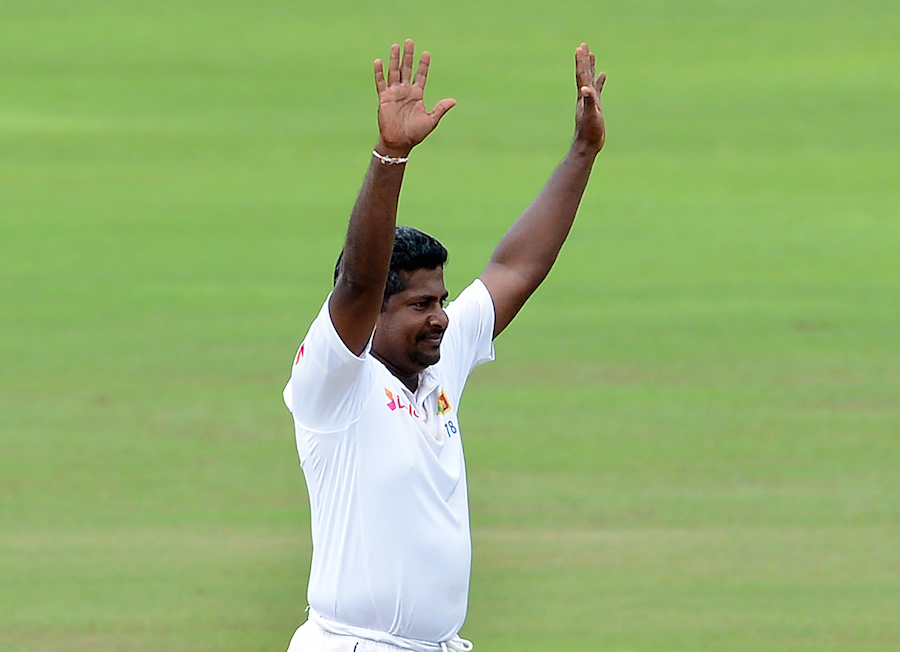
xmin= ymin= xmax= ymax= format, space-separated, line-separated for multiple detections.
xmin=396 ymin=267 xmax=447 ymax=297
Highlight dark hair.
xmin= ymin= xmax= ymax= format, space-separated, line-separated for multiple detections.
xmin=334 ymin=225 xmax=448 ymax=302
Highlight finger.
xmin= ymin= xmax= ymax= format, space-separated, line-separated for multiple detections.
xmin=429 ymin=97 xmax=457 ymax=123
xmin=575 ymin=43 xmax=592 ymax=89
xmin=374 ymin=59 xmax=387 ymax=95
xmin=387 ymin=43 xmax=401 ymax=85
xmin=400 ymin=38 xmax=415 ymax=84
xmin=414 ymin=50 xmax=431 ymax=88
xmin=581 ymin=70 xmax=605 ymax=101
xmin=574 ymin=43 xmax=584 ymax=81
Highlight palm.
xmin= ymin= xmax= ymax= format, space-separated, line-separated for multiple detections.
xmin=378 ymin=85 xmax=433 ymax=146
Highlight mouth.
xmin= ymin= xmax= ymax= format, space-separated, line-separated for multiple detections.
xmin=420 ymin=330 xmax=444 ymax=347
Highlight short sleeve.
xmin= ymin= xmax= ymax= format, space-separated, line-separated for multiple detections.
xmin=436 ymin=279 xmax=496 ymax=393
xmin=283 ymin=296 xmax=373 ymax=432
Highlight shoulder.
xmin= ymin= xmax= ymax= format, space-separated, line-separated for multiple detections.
xmin=435 ymin=280 xmax=496 ymax=385
xmin=445 ymin=279 xmax=496 ymax=336
xmin=301 ymin=294 xmax=374 ymax=372
xmin=284 ymin=295 xmax=375 ymax=428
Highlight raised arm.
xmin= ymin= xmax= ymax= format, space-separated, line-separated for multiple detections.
xmin=480 ymin=43 xmax=606 ymax=338
xmin=329 ymin=40 xmax=456 ymax=355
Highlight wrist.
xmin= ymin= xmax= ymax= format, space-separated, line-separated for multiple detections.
xmin=375 ymin=139 xmax=413 ymax=160
xmin=570 ymin=135 xmax=602 ymax=159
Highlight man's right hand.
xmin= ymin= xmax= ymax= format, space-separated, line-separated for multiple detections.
xmin=374 ymin=39 xmax=456 ymax=157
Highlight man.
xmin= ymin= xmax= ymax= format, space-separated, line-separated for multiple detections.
xmin=283 ymin=39 xmax=606 ymax=652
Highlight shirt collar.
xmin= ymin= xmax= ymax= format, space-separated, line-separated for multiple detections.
xmin=414 ymin=366 xmax=441 ymax=402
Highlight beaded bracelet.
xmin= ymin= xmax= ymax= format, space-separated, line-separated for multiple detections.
xmin=373 ymin=150 xmax=409 ymax=165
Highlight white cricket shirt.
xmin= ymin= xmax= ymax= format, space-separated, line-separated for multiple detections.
xmin=283 ymin=279 xmax=495 ymax=649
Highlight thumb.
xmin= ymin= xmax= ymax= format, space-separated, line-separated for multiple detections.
xmin=430 ymin=98 xmax=457 ymax=122
xmin=580 ymin=86 xmax=596 ymax=108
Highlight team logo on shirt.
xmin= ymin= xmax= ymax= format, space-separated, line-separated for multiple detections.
xmin=385 ymin=388 xmax=421 ymax=419
xmin=437 ymin=390 xmax=451 ymax=415
xmin=294 ymin=343 xmax=305 ymax=365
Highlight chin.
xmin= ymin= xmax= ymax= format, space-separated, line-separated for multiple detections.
xmin=415 ymin=348 xmax=441 ymax=369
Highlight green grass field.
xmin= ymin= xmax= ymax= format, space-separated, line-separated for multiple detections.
xmin=2 ymin=1 xmax=899 ymax=650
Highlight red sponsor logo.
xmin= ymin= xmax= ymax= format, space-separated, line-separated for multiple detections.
xmin=385 ymin=388 xmax=420 ymax=419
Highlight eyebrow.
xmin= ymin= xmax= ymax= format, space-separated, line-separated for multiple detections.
xmin=409 ymin=291 xmax=449 ymax=302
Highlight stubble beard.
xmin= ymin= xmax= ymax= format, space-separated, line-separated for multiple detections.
xmin=413 ymin=329 xmax=443 ymax=369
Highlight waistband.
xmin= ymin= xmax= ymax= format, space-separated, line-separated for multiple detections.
xmin=308 ymin=608 xmax=473 ymax=652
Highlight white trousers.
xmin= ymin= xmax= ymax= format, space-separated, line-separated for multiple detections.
xmin=286 ymin=620 xmax=405 ymax=652
xmin=285 ymin=620 xmax=473 ymax=652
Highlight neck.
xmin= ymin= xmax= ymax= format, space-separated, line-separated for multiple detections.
xmin=371 ymin=351 xmax=419 ymax=392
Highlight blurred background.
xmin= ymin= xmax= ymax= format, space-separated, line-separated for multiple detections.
xmin=1 ymin=1 xmax=898 ymax=650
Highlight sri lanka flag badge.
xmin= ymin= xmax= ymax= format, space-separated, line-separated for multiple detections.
xmin=437 ymin=390 xmax=451 ymax=415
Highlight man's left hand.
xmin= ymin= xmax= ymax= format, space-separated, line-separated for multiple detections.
xmin=574 ymin=43 xmax=607 ymax=152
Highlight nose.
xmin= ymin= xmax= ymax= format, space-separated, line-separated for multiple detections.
xmin=429 ymin=307 xmax=449 ymax=331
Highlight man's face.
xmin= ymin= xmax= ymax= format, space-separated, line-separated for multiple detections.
xmin=373 ymin=267 xmax=449 ymax=380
